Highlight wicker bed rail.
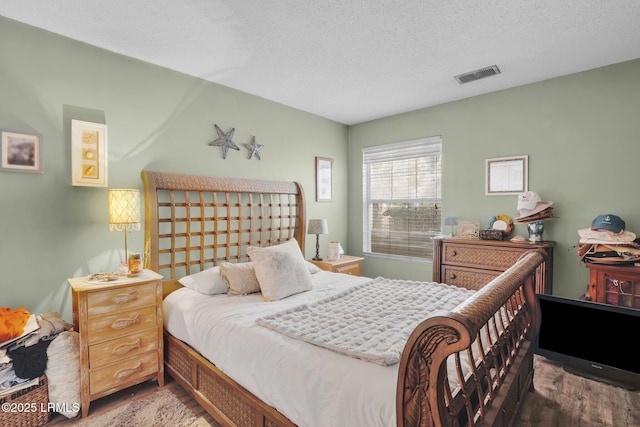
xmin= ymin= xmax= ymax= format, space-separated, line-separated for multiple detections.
xmin=397 ymin=249 xmax=545 ymax=427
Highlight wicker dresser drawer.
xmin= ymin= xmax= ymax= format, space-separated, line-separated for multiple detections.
xmin=443 ymin=244 xmax=524 ymax=270
xmin=89 ymin=329 xmax=159 ymax=368
xmin=89 ymin=351 xmax=159 ymax=395
xmin=87 ymin=306 xmax=158 ymax=345
xmin=433 ymin=238 xmax=554 ymax=294
xmin=441 ymin=267 xmax=500 ymax=291
xmin=87 ymin=282 xmax=158 ymax=316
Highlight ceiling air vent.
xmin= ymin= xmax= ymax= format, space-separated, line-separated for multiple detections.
xmin=454 ymin=65 xmax=501 ymax=84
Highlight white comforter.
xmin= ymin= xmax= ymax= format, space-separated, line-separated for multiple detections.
xmin=164 ymin=271 xmax=450 ymax=427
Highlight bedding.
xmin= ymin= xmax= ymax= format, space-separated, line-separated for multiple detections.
xmin=165 ymin=271 xmax=397 ymax=427
xmin=256 ymin=277 xmax=474 ymax=366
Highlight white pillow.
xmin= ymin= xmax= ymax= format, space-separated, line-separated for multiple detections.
xmin=220 ymin=262 xmax=261 ymax=295
xmin=306 ymin=261 xmax=322 ymax=274
xmin=178 ymin=266 xmax=229 ymax=295
xmin=247 ymin=239 xmax=313 ymax=301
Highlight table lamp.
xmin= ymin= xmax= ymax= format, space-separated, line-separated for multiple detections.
xmin=307 ymin=219 xmax=328 ymax=260
xmin=444 ymin=216 xmax=458 ymax=237
xmin=108 ymin=189 xmax=141 ymax=266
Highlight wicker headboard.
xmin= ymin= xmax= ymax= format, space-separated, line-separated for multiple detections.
xmin=141 ymin=170 xmax=306 ymax=288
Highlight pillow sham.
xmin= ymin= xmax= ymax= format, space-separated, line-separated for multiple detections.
xmin=220 ymin=262 xmax=261 ymax=295
xmin=247 ymin=238 xmax=313 ymax=301
xmin=306 ymin=261 xmax=322 ymax=274
xmin=178 ymin=266 xmax=229 ymax=295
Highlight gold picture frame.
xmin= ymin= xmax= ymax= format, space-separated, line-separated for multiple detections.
xmin=71 ymin=120 xmax=108 ymax=187
xmin=316 ymin=156 xmax=333 ymax=202
xmin=485 ymin=155 xmax=528 ymax=195
xmin=0 ymin=129 xmax=43 ymax=174
xmin=457 ymin=221 xmax=480 ymax=239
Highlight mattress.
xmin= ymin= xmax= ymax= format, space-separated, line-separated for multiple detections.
xmin=164 ymin=271 xmax=470 ymax=427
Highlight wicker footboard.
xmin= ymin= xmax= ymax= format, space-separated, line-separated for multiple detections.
xmin=397 ymin=250 xmax=544 ymax=427
xmin=164 ymin=332 xmax=295 ymax=427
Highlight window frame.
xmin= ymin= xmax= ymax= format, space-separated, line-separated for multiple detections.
xmin=362 ymin=136 xmax=442 ymax=262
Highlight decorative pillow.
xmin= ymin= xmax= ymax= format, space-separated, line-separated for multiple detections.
xmin=247 ymin=239 xmax=313 ymax=301
xmin=220 ymin=262 xmax=261 ymax=295
xmin=306 ymin=261 xmax=322 ymax=274
xmin=178 ymin=266 xmax=228 ymax=295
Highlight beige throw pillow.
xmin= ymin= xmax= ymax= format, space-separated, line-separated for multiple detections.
xmin=220 ymin=262 xmax=261 ymax=295
xmin=247 ymin=239 xmax=313 ymax=301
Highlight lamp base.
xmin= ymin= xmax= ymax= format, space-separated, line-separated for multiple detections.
xmin=312 ymin=256 xmax=323 ymax=261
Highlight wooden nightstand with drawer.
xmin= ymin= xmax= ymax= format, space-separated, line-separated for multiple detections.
xmin=68 ymin=270 xmax=164 ymax=418
xmin=309 ymin=255 xmax=364 ymax=276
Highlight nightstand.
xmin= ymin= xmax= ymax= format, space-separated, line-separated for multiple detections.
xmin=309 ymin=255 xmax=364 ymax=276
xmin=68 ymin=270 xmax=164 ymax=418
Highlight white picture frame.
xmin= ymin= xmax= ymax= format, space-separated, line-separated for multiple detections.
xmin=316 ymin=156 xmax=333 ymax=202
xmin=485 ymin=155 xmax=528 ymax=195
xmin=71 ymin=119 xmax=108 ymax=187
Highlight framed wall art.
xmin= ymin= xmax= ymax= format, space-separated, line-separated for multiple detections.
xmin=316 ymin=156 xmax=333 ymax=202
xmin=0 ymin=129 xmax=43 ymax=174
xmin=71 ymin=119 xmax=108 ymax=187
xmin=485 ymin=155 xmax=528 ymax=195
xmin=457 ymin=221 xmax=480 ymax=239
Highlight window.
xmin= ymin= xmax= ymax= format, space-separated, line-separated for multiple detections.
xmin=362 ymin=137 xmax=442 ymax=260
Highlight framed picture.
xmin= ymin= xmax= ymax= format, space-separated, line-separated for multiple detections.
xmin=316 ymin=156 xmax=333 ymax=202
xmin=71 ymin=119 xmax=108 ymax=187
xmin=485 ymin=155 xmax=528 ymax=195
xmin=0 ymin=130 xmax=43 ymax=173
xmin=457 ymin=221 xmax=480 ymax=239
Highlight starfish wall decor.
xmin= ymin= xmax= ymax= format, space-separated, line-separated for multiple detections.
xmin=243 ymin=136 xmax=264 ymax=160
xmin=208 ymin=124 xmax=240 ymax=159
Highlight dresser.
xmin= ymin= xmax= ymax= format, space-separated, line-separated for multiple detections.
xmin=309 ymin=255 xmax=364 ymax=276
xmin=585 ymin=263 xmax=640 ymax=309
xmin=432 ymin=238 xmax=554 ymax=293
xmin=68 ymin=270 xmax=164 ymax=418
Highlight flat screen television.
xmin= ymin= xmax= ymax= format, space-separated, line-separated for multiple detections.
xmin=535 ymin=293 xmax=640 ymax=390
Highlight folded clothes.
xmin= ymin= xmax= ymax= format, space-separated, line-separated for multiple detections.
xmin=0 ymin=307 xmax=31 ymax=342
xmin=578 ymin=228 xmax=636 ymax=243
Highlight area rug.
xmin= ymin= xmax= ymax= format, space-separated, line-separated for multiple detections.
xmin=73 ymin=388 xmax=202 ymax=427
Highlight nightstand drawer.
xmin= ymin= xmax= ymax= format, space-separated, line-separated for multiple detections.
xmin=87 ymin=306 xmax=158 ymax=345
xmin=89 ymin=329 xmax=159 ymax=368
xmin=89 ymin=351 xmax=159 ymax=395
xmin=334 ymin=262 xmax=361 ymax=276
xmin=87 ymin=282 xmax=158 ymax=316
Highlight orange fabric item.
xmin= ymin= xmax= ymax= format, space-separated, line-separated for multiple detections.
xmin=0 ymin=307 xmax=31 ymax=342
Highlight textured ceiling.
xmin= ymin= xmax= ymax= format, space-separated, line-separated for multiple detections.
xmin=2 ymin=0 xmax=640 ymax=125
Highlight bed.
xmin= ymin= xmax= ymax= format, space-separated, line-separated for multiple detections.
xmin=141 ymin=169 xmax=546 ymax=427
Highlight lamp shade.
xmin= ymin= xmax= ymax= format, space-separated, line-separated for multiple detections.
xmin=307 ymin=219 xmax=328 ymax=235
xmin=444 ymin=216 xmax=459 ymax=226
xmin=109 ymin=189 xmax=141 ymax=231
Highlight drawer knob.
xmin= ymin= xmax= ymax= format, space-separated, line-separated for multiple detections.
xmin=114 ymin=362 xmax=142 ymax=381
xmin=111 ymin=291 xmax=139 ymax=305
xmin=448 ymin=273 xmax=457 ymax=280
xmin=111 ymin=313 xmax=140 ymax=330
xmin=113 ymin=338 xmax=142 ymax=355
xmin=450 ymin=250 xmax=457 ymax=256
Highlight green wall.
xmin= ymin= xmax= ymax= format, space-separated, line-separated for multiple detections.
xmin=349 ymin=58 xmax=640 ymax=298
xmin=0 ymin=17 xmax=349 ymax=322
xmin=2 ymin=16 xmax=640 ymax=322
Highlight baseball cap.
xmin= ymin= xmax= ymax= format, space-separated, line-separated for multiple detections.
xmin=517 ymin=191 xmax=541 ymax=211
xmin=591 ymin=214 xmax=625 ymax=234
